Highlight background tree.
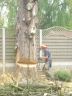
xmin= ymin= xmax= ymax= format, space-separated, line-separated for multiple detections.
xmin=0 ymin=0 xmax=17 ymax=29
xmin=38 ymin=0 xmax=72 ymax=29
xmin=0 ymin=0 xmax=72 ymax=29
xmin=0 ymin=16 xmax=4 ymax=27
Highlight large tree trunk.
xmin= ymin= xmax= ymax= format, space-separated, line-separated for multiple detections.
xmin=16 ymin=0 xmax=38 ymax=64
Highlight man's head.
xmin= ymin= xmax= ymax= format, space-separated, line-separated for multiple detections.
xmin=40 ymin=44 xmax=48 ymax=49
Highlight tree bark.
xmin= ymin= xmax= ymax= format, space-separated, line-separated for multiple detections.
xmin=16 ymin=0 xmax=38 ymax=64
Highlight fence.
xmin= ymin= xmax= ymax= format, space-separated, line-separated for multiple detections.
xmin=0 ymin=26 xmax=72 ymax=67
xmin=0 ymin=28 xmax=16 ymax=73
xmin=0 ymin=28 xmax=3 ymax=63
xmin=36 ymin=26 xmax=72 ymax=62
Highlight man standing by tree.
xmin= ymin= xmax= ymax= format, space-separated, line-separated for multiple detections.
xmin=39 ymin=45 xmax=52 ymax=71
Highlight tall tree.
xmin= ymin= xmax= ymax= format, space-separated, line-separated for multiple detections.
xmin=16 ymin=0 xmax=38 ymax=64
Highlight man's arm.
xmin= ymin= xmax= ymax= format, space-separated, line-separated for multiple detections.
xmin=40 ymin=56 xmax=48 ymax=60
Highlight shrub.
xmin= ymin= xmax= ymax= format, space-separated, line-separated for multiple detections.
xmin=54 ymin=70 xmax=72 ymax=82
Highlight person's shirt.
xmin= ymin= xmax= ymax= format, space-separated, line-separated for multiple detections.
xmin=43 ymin=48 xmax=52 ymax=62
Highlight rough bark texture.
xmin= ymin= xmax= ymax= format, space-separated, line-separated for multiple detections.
xmin=16 ymin=0 xmax=38 ymax=64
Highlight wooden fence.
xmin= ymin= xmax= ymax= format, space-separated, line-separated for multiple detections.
xmin=0 ymin=26 xmax=72 ymax=64
xmin=0 ymin=28 xmax=16 ymax=64
xmin=36 ymin=27 xmax=72 ymax=62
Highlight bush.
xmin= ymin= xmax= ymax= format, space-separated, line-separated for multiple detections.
xmin=54 ymin=70 xmax=72 ymax=82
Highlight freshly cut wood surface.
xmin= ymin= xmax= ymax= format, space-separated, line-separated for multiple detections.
xmin=16 ymin=49 xmax=37 ymax=64
xmin=17 ymin=57 xmax=37 ymax=64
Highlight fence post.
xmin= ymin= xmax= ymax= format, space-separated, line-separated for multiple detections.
xmin=40 ymin=29 xmax=42 ymax=57
xmin=2 ymin=28 xmax=5 ymax=73
xmin=33 ymin=36 xmax=36 ymax=60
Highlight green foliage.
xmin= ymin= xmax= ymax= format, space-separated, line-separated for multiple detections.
xmin=0 ymin=16 xmax=4 ymax=27
xmin=0 ymin=0 xmax=17 ymax=29
xmin=0 ymin=0 xmax=72 ymax=30
xmin=0 ymin=84 xmax=65 ymax=96
xmin=7 ymin=0 xmax=18 ymax=28
xmin=38 ymin=0 xmax=72 ymax=29
xmin=54 ymin=70 xmax=72 ymax=82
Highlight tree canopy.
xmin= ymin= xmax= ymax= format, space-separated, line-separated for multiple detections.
xmin=0 ymin=0 xmax=17 ymax=29
xmin=38 ymin=0 xmax=72 ymax=29
xmin=0 ymin=0 xmax=72 ymax=29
